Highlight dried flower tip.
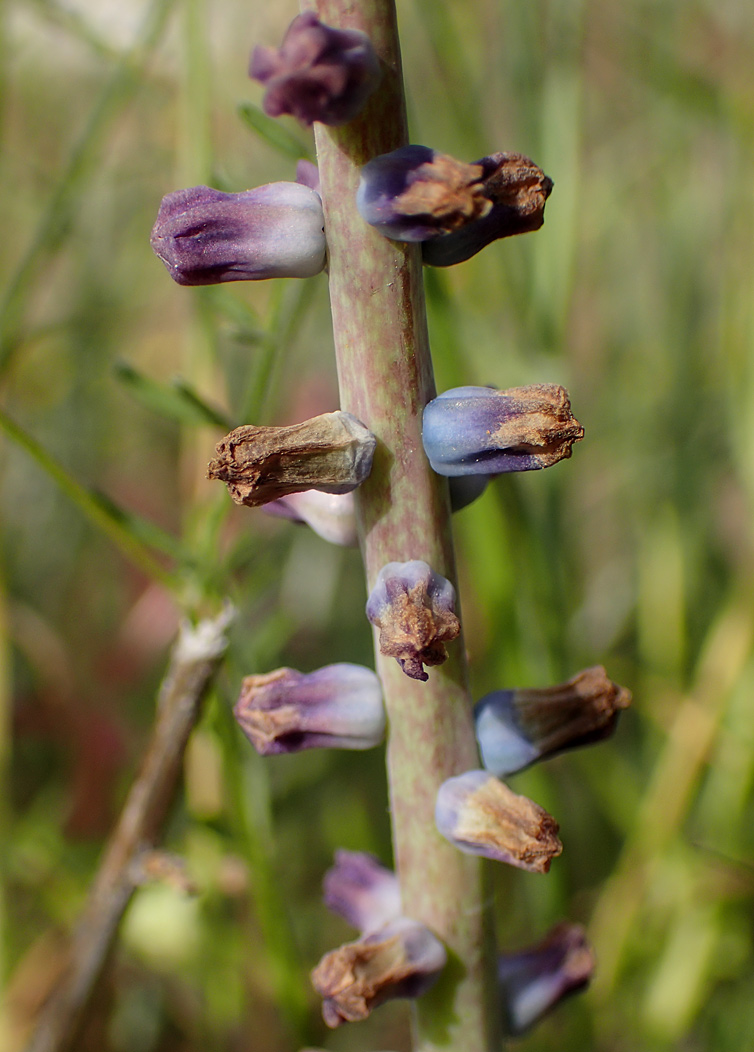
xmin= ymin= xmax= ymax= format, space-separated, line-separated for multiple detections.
xmin=356 ymin=146 xmax=491 ymax=242
xmin=365 ymin=560 xmax=460 ymax=682
xmin=435 ymin=770 xmax=562 ymax=873
xmin=150 ymin=182 xmax=325 ymax=286
xmin=311 ymin=916 xmax=447 ymax=1028
xmin=234 ymin=664 xmax=384 ymax=756
xmin=324 ymin=851 xmax=401 ymax=934
xmin=207 ymin=411 xmax=376 ymax=508
xmin=499 ymin=922 xmax=595 ymax=1035
xmin=422 ymin=384 xmax=584 ymax=477
xmin=475 ymin=666 xmax=632 ymax=777
xmin=262 ymin=490 xmax=358 ymax=547
xmin=423 ymin=151 xmax=553 ymax=266
xmin=250 ymin=12 xmax=380 ymax=127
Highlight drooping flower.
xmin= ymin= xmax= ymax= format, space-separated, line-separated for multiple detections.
xmin=323 ymin=850 xmax=402 ymax=934
xmin=365 ymin=560 xmax=460 ymax=682
xmin=499 ymin=923 xmax=595 ymax=1035
xmin=234 ymin=664 xmax=385 ymax=755
xmin=311 ymin=916 xmax=447 ymax=1028
xmin=262 ymin=489 xmax=358 ymax=547
xmin=475 ymin=666 xmax=632 ymax=777
xmin=207 ymin=411 xmax=376 ymax=508
xmin=435 ymin=770 xmax=562 ymax=873
xmin=422 ymin=384 xmax=584 ymax=477
xmin=250 ymin=12 xmax=380 ymax=127
xmin=150 ymin=182 xmax=325 ymax=286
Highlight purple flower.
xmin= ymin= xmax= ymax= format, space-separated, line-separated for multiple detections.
xmin=365 ymin=560 xmax=460 ymax=682
xmin=475 ymin=666 xmax=632 ymax=777
xmin=499 ymin=923 xmax=595 ymax=1034
xmin=323 ymin=850 xmax=402 ymax=934
xmin=150 ymin=182 xmax=325 ymax=286
xmin=262 ymin=490 xmax=358 ymax=547
xmin=250 ymin=12 xmax=380 ymax=127
xmin=422 ymin=384 xmax=584 ymax=477
xmin=435 ymin=770 xmax=562 ymax=874
xmin=233 ymin=664 xmax=384 ymax=755
xmin=311 ymin=916 xmax=446 ymax=1028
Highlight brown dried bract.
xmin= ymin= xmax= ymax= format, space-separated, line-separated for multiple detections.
xmin=395 ymin=153 xmax=491 ymax=233
xmin=207 ymin=411 xmax=375 ymax=508
xmin=374 ymin=580 xmax=460 ymax=682
xmin=495 ymin=384 xmax=584 ymax=466
xmin=482 ymin=152 xmax=554 ymax=233
xmin=459 ymin=777 xmax=562 ymax=874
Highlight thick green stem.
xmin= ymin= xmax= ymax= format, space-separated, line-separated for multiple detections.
xmin=305 ymin=1 xmax=500 ymax=1048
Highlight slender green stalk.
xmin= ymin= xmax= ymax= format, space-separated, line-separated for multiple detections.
xmin=306 ymin=2 xmax=499 ymax=1049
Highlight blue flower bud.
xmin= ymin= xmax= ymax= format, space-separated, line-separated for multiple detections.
xmin=365 ymin=560 xmax=460 ymax=681
xmin=250 ymin=12 xmax=380 ymax=127
xmin=422 ymin=384 xmax=584 ymax=477
xmin=475 ymin=666 xmax=632 ymax=777
xmin=323 ymin=850 xmax=402 ymax=934
xmin=234 ymin=664 xmax=385 ymax=755
xmin=150 ymin=182 xmax=325 ymax=286
xmin=423 ymin=151 xmax=553 ymax=266
xmin=311 ymin=916 xmax=447 ymax=1028
xmin=435 ymin=770 xmax=562 ymax=873
xmin=499 ymin=923 xmax=595 ymax=1035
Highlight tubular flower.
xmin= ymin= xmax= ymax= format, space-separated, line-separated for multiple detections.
xmin=323 ymin=850 xmax=402 ymax=934
xmin=311 ymin=916 xmax=447 ymax=1028
xmin=475 ymin=666 xmax=632 ymax=777
xmin=250 ymin=11 xmax=380 ymax=127
xmin=207 ymin=411 xmax=376 ymax=508
xmin=422 ymin=384 xmax=584 ymax=477
xmin=150 ymin=182 xmax=326 ymax=286
xmin=365 ymin=560 xmax=460 ymax=682
xmin=499 ymin=923 xmax=595 ymax=1035
xmin=262 ymin=490 xmax=358 ymax=547
xmin=435 ymin=770 xmax=562 ymax=874
xmin=234 ymin=664 xmax=385 ymax=755
xmin=356 ymin=146 xmax=551 ymax=261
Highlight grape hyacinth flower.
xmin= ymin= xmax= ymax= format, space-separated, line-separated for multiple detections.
xmin=323 ymin=850 xmax=402 ymax=934
xmin=207 ymin=411 xmax=376 ymax=507
xmin=150 ymin=182 xmax=326 ymax=285
xmin=262 ymin=489 xmax=358 ymax=547
xmin=422 ymin=384 xmax=584 ymax=477
xmin=435 ymin=770 xmax=562 ymax=873
xmin=311 ymin=915 xmax=447 ymax=1028
xmin=250 ymin=12 xmax=380 ymax=127
xmin=234 ymin=664 xmax=384 ymax=755
xmin=475 ymin=666 xmax=632 ymax=777
xmin=365 ymin=560 xmax=460 ymax=681
xmin=499 ymin=923 xmax=595 ymax=1035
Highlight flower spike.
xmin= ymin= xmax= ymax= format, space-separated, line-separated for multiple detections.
xmin=323 ymin=850 xmax=402 ymax=934
xmin=475 ymin=666 xmax=632 ymax=777
xmin=365 ymin=560 xmax=460 ymax=681
xmin=150 ymin=182 xmax=325 ymax=286
xmin=250 ymin=12 xmax=380 ymax=127
xmin=499 ymin=923 xmax=595 ymax=1035
xmin=234 ymin=664 xmax=385 ymax=755
xmin=422 ymin=384 xmax=584 ymax=477
xmin=435 ymin=770 xmax=562 ymax=873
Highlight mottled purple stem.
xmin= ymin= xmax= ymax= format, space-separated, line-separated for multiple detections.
xmin=302 ymin=1 xmax=499 ymax=1049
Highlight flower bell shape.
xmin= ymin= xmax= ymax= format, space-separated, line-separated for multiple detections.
xmin=422 ymin=384 xmax=584 ymax=477
xmin=499 ymin=923 xmax=595 ymax=1035
xmin=234 ymin=664 xmax=385 ymax=755
xmin=207 ymin=411 xmax=376 ymax=508
xmin=423 ymin=151 xmax=553 ymax=267
xmin=435 ymin=770 xmax=562 ymax=874
xmin=150 ymin=182 xmax=326 ymax=286
xmin=250 ymin=12 xmax=380 ymax=127
xmin=475 ymin=666 xmax=632 ymax=777
xmin=323 ymin=850 xmax=402 ymax=934
xmin=365 ymin=560 xmax=460 ymax=682
xmin=311 ymin=916 xmax=447 ymax=1028
xmin=262 ymin=490 xmax=358 ymax=547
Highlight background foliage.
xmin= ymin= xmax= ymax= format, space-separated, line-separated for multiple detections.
xmin=2 ymin=0 xmax=754 ymax=1049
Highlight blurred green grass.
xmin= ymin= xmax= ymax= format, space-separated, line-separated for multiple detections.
xmin=2 ymin=0 xmax=754 ymax=1050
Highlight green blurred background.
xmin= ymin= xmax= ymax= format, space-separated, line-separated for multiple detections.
xmin=2 ymin=0 xmax=754 ymax=1049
